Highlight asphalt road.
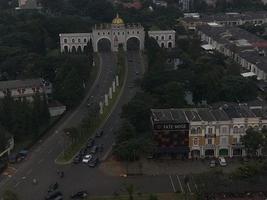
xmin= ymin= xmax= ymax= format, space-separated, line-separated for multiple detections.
xmin=0 ymin=51 xmax=175 ymax=200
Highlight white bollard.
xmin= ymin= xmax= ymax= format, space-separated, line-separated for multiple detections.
xmin=109 ymin=87 xmax=113 ymax=99
xmin=99 ymin=101 xmax=103 ymax=114
xmin=116 ymin=75 xmax=119 ymax=86
xmin=112 ymin=81 xmax=116 ymax=93
xmin=105 ymin=94 xmax=109 ymax=106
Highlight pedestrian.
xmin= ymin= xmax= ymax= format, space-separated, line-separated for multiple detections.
xmin=60 ymin=171 xmax=64 ymax=178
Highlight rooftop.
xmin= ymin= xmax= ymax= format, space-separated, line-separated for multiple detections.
xmin=151 ymin=104 xmax=267 ymax=123
xmin=0 ymin=78 xmax=44 ymax=90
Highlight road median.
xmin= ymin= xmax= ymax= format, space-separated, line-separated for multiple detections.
xmin=55 ymin=49 xmax=128 ymax=165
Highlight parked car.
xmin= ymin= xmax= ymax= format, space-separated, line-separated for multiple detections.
xmin=87 ymin=139 xmax=94 ymax=148
xmin=45 ymin=191 xmax=63 ymax=200
xmin=88 ymin=158 xmax=99 ymax=168
xmin=73 ymin=155 xmax=81 ymax=164
xmin=71 ymin=191 xmax=88 ymax=199
xmin=96 ymin=130 xmax=103 ymax=137
xmin=90 ymin=145 xmax=98 ymax=154
xmin=218 ymin=157 xmax=227 ymax=166
xmin=209 ymin=160 xmax=216 ymax=168
xmin=82 ymin=154 xmax=92 ymax=164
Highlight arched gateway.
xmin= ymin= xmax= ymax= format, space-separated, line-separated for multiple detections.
xmin=59 ymin=14 xmax=175 ymax=53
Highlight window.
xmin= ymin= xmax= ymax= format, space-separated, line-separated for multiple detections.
xmin=161 ymin=36 xmax=164 ymax=40
xmin=220 ymin=137 xmax=228 ymax=145
xmin=103 ymin=32 xmax=105 ymax=35
xmin=78 ymin=39 xmax=81 ymax=43
xmin=221 ymin=126 xmax=228 ymax=134
xmin=98 ymin=32 xmax=100 ymax=35
xmin=239 ymin=126 xmax=245 ymax=133
xmin=208 ymin=127 xmax=213 ymax=134
xmin=207 ymin=138 xmax=212 ymax=145
xmin=72 ymin=39 xmax=75 ymax=43
xmin=156 ymin=36 xmax=159 ymax=40
xmin=193 ymin=138 xmax=199 ymax=146
xmin=108 ymin=32 xmax=110 ymax=35
xmin=127 ymin=31 xmax=129 ymax=34
xmin=84 ymin=38 xmax=87 ymax=43
xmin=197 ymin=127 xmax=202 ymax=134
xmin=118 ymin=32 xmax=120 ymax=35
xmin=137 ymin=31 xmax=139 ymax=34
xmin=169 ymin=35 xmax=172 ymax=40
xmin=132 ymin=31 xmax=134 ymax=34
xmin=122 ymin=32 xmax=124 ymax=35
xmin=64 ymin=39 xmax=67 ymax=43
xmin=191 ymin=128 xmax=196 ymax=134
xmin=233 ymin=126 xmax=238 ymax=134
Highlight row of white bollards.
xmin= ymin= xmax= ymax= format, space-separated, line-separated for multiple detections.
xmin=99 ymin=75 xmax=120 ymax=114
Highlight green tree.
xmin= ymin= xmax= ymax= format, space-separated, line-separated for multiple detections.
xmin=241 ymin=128 xmax=264 ymax=157
xmin=1 ymin=189 xmax=19 ymax=200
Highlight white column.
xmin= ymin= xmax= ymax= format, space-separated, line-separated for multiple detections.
xmin=104 ymin=94 xmax=109 ymax=106
xmin=116 ymin=75 xmax=119 ymax=86
xmin=112 ymin=81 xmax=116 ymax=93
xmin=109 ymin=87 xmax=113 ymax=99
xmin=99 ymin=101 xmax=103 ymax=114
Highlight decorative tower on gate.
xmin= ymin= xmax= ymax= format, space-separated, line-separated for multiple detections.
xmin=111 ymin=13 xmax=125 ymax=51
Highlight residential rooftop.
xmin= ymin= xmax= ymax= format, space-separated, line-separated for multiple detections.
xmin=151 ymin=104 xmax=267 ymax=123
xmin=0 ymin=78 xmax=44 ymax=90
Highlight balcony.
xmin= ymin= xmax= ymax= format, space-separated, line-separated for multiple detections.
xmin=231 ymin=143 xmax=244 ymax=148
xmin=204 ymin=134 xmax=216 ymax=138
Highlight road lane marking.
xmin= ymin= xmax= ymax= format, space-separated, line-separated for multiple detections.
xmin=176 ymin=175 xmax=184 ymax=193
xmin=37 ymin=159 xmax=44 ymax=164
xmin=168 ymin=175 xmax=176 ymax=192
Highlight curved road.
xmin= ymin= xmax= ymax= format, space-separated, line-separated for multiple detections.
xmin=0 ymin=51 xmax=173 ymax=200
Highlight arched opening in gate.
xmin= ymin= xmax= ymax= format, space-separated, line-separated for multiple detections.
xmin=161 ymin=42 xmax=165 ymax=48
xmin=168 ymin=42 xmax=172 ymax=48
xmin=126 ymin=37 xmax=140 ymax=51
xmin=63 ymin=46 xmax=68 ymax=53
xmin=77 ymin=46 xmax=82 ymax=54
xmin=71 ymin=46 xmax=76 ymax=54
xmin=97 ymin=38 xmax=111 ymax=52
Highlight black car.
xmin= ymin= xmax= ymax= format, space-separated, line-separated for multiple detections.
xmin=73 ymin=155 xmax=81 ymax=164
xmin=88 ymin=158 xmax=99 ymax=168
xmin=87 ymin=139 xmax=94 ymax=148
xmin=45 ymin=191 xmax=62 ymax=200
xmin=96 ymin=130 xmax=103 ymax=137
xmin=71 ymin=191 xmax=88 ymax=199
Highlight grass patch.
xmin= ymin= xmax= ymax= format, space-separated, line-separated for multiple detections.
xmin=56 ymin=51 xmax=126 ymax=164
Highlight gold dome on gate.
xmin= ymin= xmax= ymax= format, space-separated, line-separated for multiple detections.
xmin=112 ymin=13 xmax=124 ymax=25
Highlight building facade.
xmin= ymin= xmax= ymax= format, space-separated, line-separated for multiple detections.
xmin=0 ymin=78 xmax=52 ymax=101
xmin=151 ymin=105 xmax=267 ymax=159
xmin=59 ymin=14 xmax=176 ymax=53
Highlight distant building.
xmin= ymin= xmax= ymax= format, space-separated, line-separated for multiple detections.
xmin=151 ymin=104 xmax=267 ymax=158
xmin=152 ymin=0 xmax=168 ymax=7
xmin=197 ymin=23 xmax=267 ymax=81
xmin=60 ymin=14 xmax=175 ymax=53
xmin=179 ymin=0 xmax=190 ymax=11
xmin=0 ymin=78 xmax=52 ymax=101
xmin=16 ymin=0 xmax=41 ymax=10
xmin=181 ymin=11 xmax=267 ymax=31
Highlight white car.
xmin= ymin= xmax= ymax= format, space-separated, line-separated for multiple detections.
xmin=82 ymin=154 xmax=92 ymax=163
xmin=218 ymin=157 xmax=227 ymax=166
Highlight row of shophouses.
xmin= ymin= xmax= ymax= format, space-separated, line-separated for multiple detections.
xmin=151 ymin=103 xmax=267 ymax=159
